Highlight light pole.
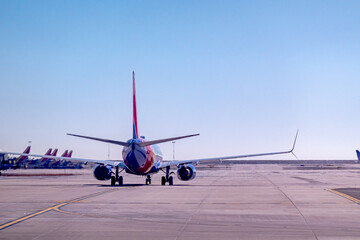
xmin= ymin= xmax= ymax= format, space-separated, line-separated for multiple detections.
xmin=172 ymin=141 xmax=175 ymax=161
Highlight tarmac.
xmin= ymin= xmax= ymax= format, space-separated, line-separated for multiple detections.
xmin=1 ymin=163 xmax=360 ymax=240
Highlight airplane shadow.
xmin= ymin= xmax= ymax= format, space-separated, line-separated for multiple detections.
xmin=82 ymin=183 xmax=227 ymax=187
xmin=99 ymin=183 xmax=145 ymax=187
xmin=80 ymin=183 xmax=146 ymax=187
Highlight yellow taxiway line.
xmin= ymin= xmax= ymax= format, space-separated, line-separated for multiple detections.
xmin=0 ymin=188 xmax=118 ymax=230
xmin=328 ymin=189 xmax=360 ymax=204
xmin=0 ymin=203 xmax=67 ymax=230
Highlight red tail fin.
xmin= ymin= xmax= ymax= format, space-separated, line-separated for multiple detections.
xmin=51 ymin=149 xmax=58 ymax=156
xmin=133 ymin=71 xmax=139 ymax=139
xmin=40 ymin=148 xmax=52 ymax=162
xmin=61 ymin=150 xmax=69 ymax=157
xmin=17 ymin=146 xmax=31 ymax=162
xmin=44 ymin=148 xmax=52 ymax=155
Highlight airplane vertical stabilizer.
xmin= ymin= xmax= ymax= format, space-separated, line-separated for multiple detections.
xmin=61 ymin=150 xmax=69 ymax=158
xmin=18 ymin=146 xmax=31 ymax=161
xmin=40 ymin=148 xmax=52 ymax=162
xmin=133 ymin=71 xmax=139 ymax=139
xmin=45 ymin=148 xmax=52 ymax=155
xmin=51 ymin=149 xmax=58 ymax=156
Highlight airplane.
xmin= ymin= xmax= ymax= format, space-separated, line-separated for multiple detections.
xmin=59 ymin=151 xmax=83 ymax=169
xmin=48 ymin=150 xmax=68 ymax=168
xmin=356 ymin=150 xmax=360 ymax=161
xmin=27 ymin=148 xmax=52 ymax=168
xmin=48 ymin=150 xmax=75 ymax=168
xmin=39 ymin=148 xmax=58 ymax=168
xmin=13 ymin=146 xmax=31 ymax=168
xmin=0 ymin=146 xmax=31 ymax=174
xmin=0 ymin=71 xmax=298 ymax=185
xmin=61 ymin=151 xmax=84 ymax=168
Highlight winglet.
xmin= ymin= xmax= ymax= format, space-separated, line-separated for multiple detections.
xmin=291 ymin=129 xmax=299 ymax=152
xmin=356 ymin=150 xmax=360 ymax=161
xmin=290 ymin=129 xmax=299 ymax=159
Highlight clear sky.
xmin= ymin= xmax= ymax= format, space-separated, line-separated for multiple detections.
xmin=1 ymin=0 xmax=360 ymax=160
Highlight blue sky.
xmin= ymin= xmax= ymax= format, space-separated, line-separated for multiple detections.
xmin=1 ymin=0 xmax=360 ymax=160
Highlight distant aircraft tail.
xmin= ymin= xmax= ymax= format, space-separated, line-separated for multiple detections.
xmin=68 ymin=150 xmax=73 ymax=158
xmin=61 ymin=150 xmax=69 ymax=158
xmin=356 ymin=150 xmax=360 ymax=161
xmin=51 ymin=149 xmax=58 ymax=157
xmin=133 ymin=71 xmax=139 ymax=139
xmin=45 ymin=148 xmax=52 ymax=156
xmin=40 ymin=148 xmax=52 ymax=162
xmin=17 ymin=146 xmax=31 ymax=164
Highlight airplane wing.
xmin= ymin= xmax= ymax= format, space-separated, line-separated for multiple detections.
xmin=0 ymin=151 xmax=126 ymax=168
xmin=159 ymin=130 xmax=298 ymax=169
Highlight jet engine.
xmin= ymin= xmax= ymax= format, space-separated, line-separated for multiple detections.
xmin=93 ymin=165 xmax=112 ymax=180
xmin=177 ymin=164 xmax=196 ymax=181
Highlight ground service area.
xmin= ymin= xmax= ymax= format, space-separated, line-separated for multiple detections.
xmin=1 ymin=163 xmax=360 ymax=240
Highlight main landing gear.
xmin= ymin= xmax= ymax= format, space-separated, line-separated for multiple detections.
xmin=111 ymin=166 xmax=123 ymax=186
xmin=161 ymin=166 xmax=174 ymax=186
xmin=145 ymin=175 xmax=152 ymax=185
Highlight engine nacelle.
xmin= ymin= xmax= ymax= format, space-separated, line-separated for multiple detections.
xmin=177 ymin=164 xmax=196 ymax=181
xmin=93 ymin=164 xmax=112 ymax=181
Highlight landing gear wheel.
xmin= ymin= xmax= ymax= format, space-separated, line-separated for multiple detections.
xmin=168 ymin=176 xmax=173 ymax=186
xmin=119 ymin=176 xmax=123 ymax=186
xmin=163 ymin=166 xmax=174 ymax=186
xmin=111 ymin=176 xmax=116 ymax=186
xmin=146 ymin=175 xmax=152 ymax=185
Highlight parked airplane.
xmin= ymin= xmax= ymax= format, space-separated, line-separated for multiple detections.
xmin=49 ymin=150 xmax=71 ymax=168
xmin=38 ymin=148 xmax=58 ymax=168
xmin=1 ymin=72 xmax=297 ymax=185
xmin=11 ymin=146 xmax=31 ymax=168
xmin=59 ymin=151 xmax=83 ymax=168
xmin=26 ymin=148 xmax=52 ymax=168
xmin=0 ymin=146 xmax=31 ymax=174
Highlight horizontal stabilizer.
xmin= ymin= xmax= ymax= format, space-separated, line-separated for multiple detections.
xmin=139 ymin=134 xmax=200 ymax=147
xmin=67 ymin=133 xmax=129 ymax=146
